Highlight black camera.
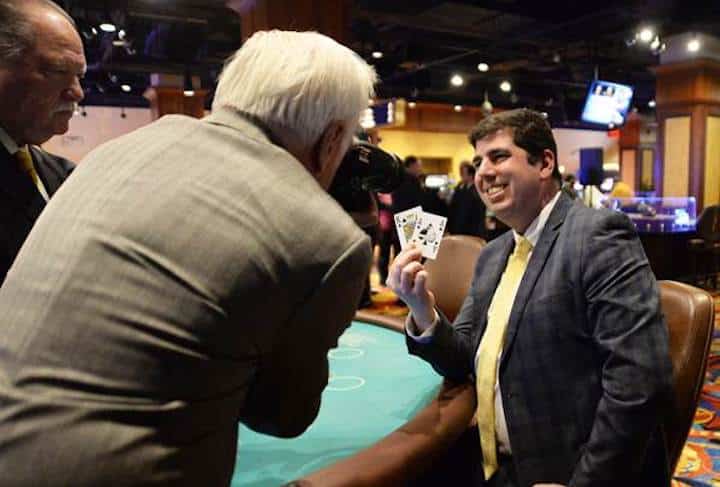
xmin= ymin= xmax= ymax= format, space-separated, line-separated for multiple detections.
xmin=328 ymin=141 xmax=404 ymax=213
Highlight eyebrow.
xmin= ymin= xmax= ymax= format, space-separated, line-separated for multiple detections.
xmin=473 ymin=148 xmax=511 ymax=166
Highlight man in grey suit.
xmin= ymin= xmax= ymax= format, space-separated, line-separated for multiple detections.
xmin=0 ymin=30 xmax=376 ymax=486
xmin=0 ymin=0 xmax=85 ymax=283
xmin=389 ymin=109 xmax=673 ymax=486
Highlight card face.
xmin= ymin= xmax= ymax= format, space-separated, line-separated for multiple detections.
xmin=410 ymin=211 xmax=447 ymax=259
xmin=394 ymin=206 xmax=422 ymax=250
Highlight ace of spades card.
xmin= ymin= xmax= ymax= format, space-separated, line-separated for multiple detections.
xmin=409 ymin=211 xmax=447 ymax=259
xmin=394 ymin=206 xmax=422 ymax=250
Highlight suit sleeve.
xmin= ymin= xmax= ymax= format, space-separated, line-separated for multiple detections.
xmin=239 ymin=236 xmax=372 ymax=438
xmin=405 ymin=258 xmax=481 ymax=383
xmin=570 ymin=211 xmax=673 ymax=485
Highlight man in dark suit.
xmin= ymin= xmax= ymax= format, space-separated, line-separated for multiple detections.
xmin=388 ymin=109 xmax=672 ymax=486
xmin=448 ymin=161 xmax=486 ymax=237
xmin=0 ymin=0 xmax=85 ymax=283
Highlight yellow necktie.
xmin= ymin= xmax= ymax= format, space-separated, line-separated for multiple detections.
xmin=15 ymin=146 xmax=39 ymax=186
xmin=476 ymin=236 xmax=533 ymax=480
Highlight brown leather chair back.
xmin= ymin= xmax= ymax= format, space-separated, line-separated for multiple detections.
xmin=424 ymin=235 xmax=486 ymax=322
xmin=659 ymin=280 xmax=714 ymax=471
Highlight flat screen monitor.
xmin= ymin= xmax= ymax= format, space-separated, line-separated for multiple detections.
xmin=581 ymin=80 xmax=634 ymax=126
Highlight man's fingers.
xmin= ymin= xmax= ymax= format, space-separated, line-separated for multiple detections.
xmin=387 ymin=247 xmax=423 ymax=288
xmin=399 ymin=261 xmax=424 ymax=294
xmin=413 ymin=269 xmax=428 ymax=296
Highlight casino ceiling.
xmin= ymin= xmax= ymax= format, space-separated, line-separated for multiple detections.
xmin=62 ymin=0 xmax=720 ymax=127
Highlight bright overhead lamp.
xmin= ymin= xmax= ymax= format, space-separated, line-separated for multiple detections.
xmin=650 ymin=36 xmax=661 ymax=50
xmin=120 ymin=84 xmax=131 ymax=92
xmin=500 ymin=80 xmax=512 ymax=92
xmin=408 ymin=101 xmax=417 ymax=108
xmin=453 ymin=105 xmax=462 ymax=112
xmin=99 ymin=23 xmax=116 ymax=33
xmin=648 ymin=99 xmax=656 ymax=108
xmin=477 ymin=62 xmax=489 ymax=72
xmin=450 ymin=74 xmax=464 ymax=87
xmin=371 ymin=51 xmax=383 ymax=59
xmin=687 ymin=38 xmax=701 ymax=52
xmin=637 ymin=28 xmax=654 ymax=43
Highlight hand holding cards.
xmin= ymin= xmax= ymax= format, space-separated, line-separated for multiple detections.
xmin=394 ymin=206 xmax=447 ymax=259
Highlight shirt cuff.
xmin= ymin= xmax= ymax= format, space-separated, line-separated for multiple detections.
xmin=405 ymin=310 xmax=439 ymax=344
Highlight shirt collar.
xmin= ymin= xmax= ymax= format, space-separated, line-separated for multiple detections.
xmin=512 ymin=190 xmax=561 ymax=248
xmin=0 ymin=124 xmax=20 ymax=155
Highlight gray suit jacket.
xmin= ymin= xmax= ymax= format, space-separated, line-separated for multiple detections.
xmin=408 ymin=193 xmax=673 ymax=486
xmin=0 ymin=145 xmax=74 ymax=283
xmin=0 ymin=109 xmax=371 ymax=486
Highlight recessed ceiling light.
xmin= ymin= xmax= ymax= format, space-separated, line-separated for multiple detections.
xmin=99 ymin=23 xmax=116 ymax=33
xmin=450 ymin=74 xmax=464 ymax=87
xmin=408 ymin=101 xmax=417 ymax=108
xmin=454 ymin=105 xmax=462 ymax=112
xmin=183 ymin=90 xmax=195 ymax=97
xmin=648 ymin=99 xmax=656 ymax=108
xmin=650 ymin=36 xmax=661 ymax=50
xmin=371 ymin=51 xmax=383 ymax=59
xmin=500 ymin=80 xmax=512 ymax=92
xmin=687 ymin=39 xmax=701 ymax=52
xmin=120 ymin=84 xmax=131 ymax=92
xmin=638 ymin=28 xmax=654 ymax=43
xmin=477 ymin=62 xmax=489 ymax=72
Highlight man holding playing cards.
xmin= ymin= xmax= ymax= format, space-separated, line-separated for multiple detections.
xmin=388 ymin=109 xmax=672 ymax=486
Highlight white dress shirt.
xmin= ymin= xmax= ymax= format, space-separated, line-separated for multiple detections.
xmin=407 ymin=190 xmax=562 ymax=454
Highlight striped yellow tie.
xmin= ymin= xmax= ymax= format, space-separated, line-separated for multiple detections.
xmin=476 ymin=236 xmax=533 ymax=480
xmin=15 ymin=146 xmax=39 ymax=186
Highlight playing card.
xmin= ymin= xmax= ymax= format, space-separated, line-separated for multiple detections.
xmin=409 ymin=211 xmax=447 ymax=259
xmin=394 ymin=206 xmax=422 ymax=250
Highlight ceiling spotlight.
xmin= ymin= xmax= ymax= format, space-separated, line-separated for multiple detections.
xmin=118 ymin=29 xmax=126 ymax=40
xmin=477 ymin=62 xmax=489 ymax=72
xmin=120 ymin=84 xmax=131 ymax=92
xmin=99 ymin=23 xmax=117 ymax=33
xmin=454 ymin=105 xmax=462 ymax=112
xmin=500 ymin=80 xmax=512 ymax=92
xmin=650 ymin=36 xmax=661 ymax=51
xmin=482 ymin=90 xmax=493 ymax=115
xmin=91 ymin=27 xmax=98 ymax=35
xmin=687 ymin=38 xmax=701 ymax=52
xmin=450 ymin=74 xmax=464 ymax=87
xmin=648 ymin=99 xmax=656 ymax=108
xmin=541 ymin=112 xmax=549 ymax=118
xmin=638 ymin=28 xmax=654 ymax=43
xmin=552 ymin=52 xmax=561 ymax=63
xmin=371 ymin=51 xmax=383 ymax=59
xmin=408 ymin=101 xmax=417 ymax=109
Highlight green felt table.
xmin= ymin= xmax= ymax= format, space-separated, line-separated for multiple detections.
xmin=230 ymin=320 xmax=442 ymax=487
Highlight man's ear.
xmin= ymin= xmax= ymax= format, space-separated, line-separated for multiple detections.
xmin=539 ymin=148 xmax=556 ymax=180
xmin=310 ymin=121 xmax=348 ymax=187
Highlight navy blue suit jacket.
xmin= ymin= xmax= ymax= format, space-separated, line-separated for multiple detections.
xmin=0 ymin=145 xmax=74 ymax=284
xmin=408 ymin=192 xmax=673 ymax=486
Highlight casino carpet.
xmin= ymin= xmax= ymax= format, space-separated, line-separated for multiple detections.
xmin=672 ymin=294 xmax=720 ymax=486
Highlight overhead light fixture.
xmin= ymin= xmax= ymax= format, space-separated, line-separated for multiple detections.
xmin=371 ymin=51 xmax=383 ymax=59
xmin=408 ymin=101 xmax=417 ymax=109
xmin=450 ymin=74 xmax=464 ymax=87
xmin=183 ymin=71 xmax=195 ymax=97
xmin=453 ymin=105 xmax=462 ymax=112
xmin=120 ymin=84 xmax=131 ymax=92
xmin=481 ymin=90 xmax=493 ymax=115
xmin=608 ymin=122 xmax=616 ymax=129
xmin=687 ymin=38 xmax=701 ymax=52
xmin=118 ymin=29 xmax=126 ymax=40
xmin=500 ymin=80 xmax=512 ymax=92
xmin=541 ymin=112 xmax=548 ymax=118
xmin=637 ymin=27 xmax=654 ymax=43
xmin=91 ymin=27 xmax=98 ymax=35
xmin=648 ymin=99 xmax=656 ymax=108
xmin=650 ymin=36 xmax=661 ymax=51
xmin=99 ymin=23 xmax=117 ymax=33
xmin=120 ymin=107 xmax=127 ymax=119
xmin=477 ymin=62 xmax=489 ymax=72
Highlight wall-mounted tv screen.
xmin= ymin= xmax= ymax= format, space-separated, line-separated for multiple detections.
xmin=581 ymin=80 xmax=634 ymax=126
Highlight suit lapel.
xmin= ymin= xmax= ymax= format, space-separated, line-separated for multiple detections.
xmin=0 ymin=147 xmax=45 ymax=223
xmin=30 ymin=146 xmax=68 ymax=195
xmin=500 ymin=193 xmax=573 ymax=368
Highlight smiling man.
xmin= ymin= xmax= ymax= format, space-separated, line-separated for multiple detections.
xmin=388 ymin=109 xmax=673 ymax=486
xmin=0 ymin=0 xmax=85 ymax=283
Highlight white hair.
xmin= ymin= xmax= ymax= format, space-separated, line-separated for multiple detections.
xmin=212 ymin=30 xmax=377 ymax=148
